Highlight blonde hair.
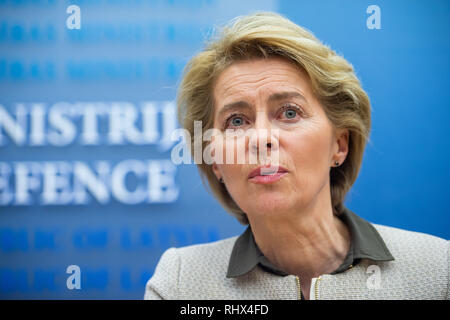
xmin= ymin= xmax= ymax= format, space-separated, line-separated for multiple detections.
xmin=177 ymin=12 xmax=371 ymax=225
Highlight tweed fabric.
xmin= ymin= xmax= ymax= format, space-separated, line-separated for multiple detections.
xmin=144 ymin=224 xmax=449 ymax=300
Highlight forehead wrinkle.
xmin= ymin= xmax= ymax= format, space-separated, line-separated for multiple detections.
xmin=217 ymin=82 xmax=305 ymax=119
xmin=218 ymin=76 xmax=300 ymax=106
xmin=216 ymin=62 xmax=305 ymax=101
xmin=219 ymin=65 xmax=297 ymax=93
xmin=213 ymin=59 xmax=311 ymax=121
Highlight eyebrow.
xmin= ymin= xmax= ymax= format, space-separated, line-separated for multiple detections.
xmin=217 ymin=91 xmax=307 ymax=120
xmin=268 ymin=91 xmax=307 ymax=103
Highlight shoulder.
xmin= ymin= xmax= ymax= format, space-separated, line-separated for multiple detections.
xmin=144 ymin=236 xmax=238 ymax=300
xmin=372 ymin=223 xmax=448 ymax=262
xmin=175 ymin=236 xmax=238 ymax=261
xmin=372 ymin=223 xmax=448 ymax=252
xmin=170 ymin=236 xmax=238 ymax=275
xmin=371 ymin=223 xmax=449 ymax=299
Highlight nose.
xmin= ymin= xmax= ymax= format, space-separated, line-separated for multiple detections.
xmin=248 ymin=111 xmax=279 ymax=156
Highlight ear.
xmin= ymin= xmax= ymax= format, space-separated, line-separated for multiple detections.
xmin=210 ymin=138 xmax=222 ymax=181
xmin=333 ymin=129 xmax=349 ymax=165
xmin=212 ymin=162 xmax=221 ymax=181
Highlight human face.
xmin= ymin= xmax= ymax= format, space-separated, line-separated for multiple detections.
xmin=212 ymin=57 xmax=348 ymax=221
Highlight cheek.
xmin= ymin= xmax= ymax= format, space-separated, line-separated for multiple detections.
xmin=217 ymin=164 xmax=249 ymax=206
xmin=215 ymin=133 xmax=248 ymax=165
xmin=217 ymin=162 xmax=246 ymax=189
xmin=283 ymin=124 xmax=333 ymax=179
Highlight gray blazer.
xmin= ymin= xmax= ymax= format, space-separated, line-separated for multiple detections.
xmin=144 ymin=224 xmax=449 ymax=300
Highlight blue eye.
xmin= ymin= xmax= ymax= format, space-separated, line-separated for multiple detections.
xmin=231 ymin=117 xmax=244 ymax=126
xmin=280 ymin=104 xmax=302 ymax=120
xmin=284 ymin=109 xmax=297 ymax=119
xmin=225 ymin=114 xmax=247 ymax=129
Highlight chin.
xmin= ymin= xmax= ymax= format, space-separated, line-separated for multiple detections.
xmin=250 ymin=194 xmax=294 ymax=215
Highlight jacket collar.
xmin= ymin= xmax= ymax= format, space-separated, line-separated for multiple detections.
xmin=226 ymin=207 xmax=395 ymax=278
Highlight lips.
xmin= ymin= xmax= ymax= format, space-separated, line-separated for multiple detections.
xmin=247 ymin=165 xmax=288 ymax=179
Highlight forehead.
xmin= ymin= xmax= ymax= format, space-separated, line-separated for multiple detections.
xmin=213 ymin=57 xmax=310 ymax=102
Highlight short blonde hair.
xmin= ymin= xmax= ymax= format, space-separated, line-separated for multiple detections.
xmin=177 ymin=12 xmax=371 ymax=225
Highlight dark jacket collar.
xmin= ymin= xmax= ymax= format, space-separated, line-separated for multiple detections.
xmin=226 ymin=207 xmax=395 ymax=278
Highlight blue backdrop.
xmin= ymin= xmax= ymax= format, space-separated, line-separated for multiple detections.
xmin=0 ymin=0 xmax=448 ymax=299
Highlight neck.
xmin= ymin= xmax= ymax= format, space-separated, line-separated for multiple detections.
xmin=248 ymin=190 xmax=350 ymax=280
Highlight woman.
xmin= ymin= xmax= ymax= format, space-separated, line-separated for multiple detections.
xmin=145 ymin=12 xmax=449 ymax=300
